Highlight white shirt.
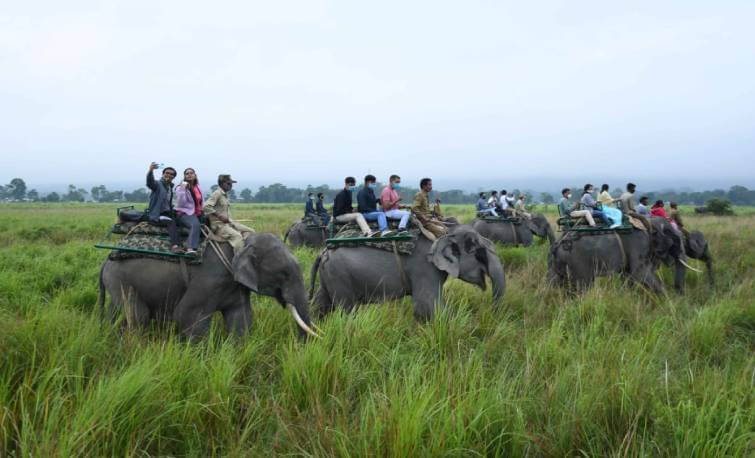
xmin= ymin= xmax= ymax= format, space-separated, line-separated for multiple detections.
xmin=499 ymin=195 xmax=514 ymax=209
xmin=487 ymin=196 xmax=498 ymax=207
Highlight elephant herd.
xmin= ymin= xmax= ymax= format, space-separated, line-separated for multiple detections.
xmin=99 ymin=213 xmax=712 ymax=339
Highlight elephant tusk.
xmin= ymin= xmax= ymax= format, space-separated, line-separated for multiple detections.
xmin=680 ymin=259 xmax=703 ymax=273
xmin=287 ymin=304 xmax=321 ymax=339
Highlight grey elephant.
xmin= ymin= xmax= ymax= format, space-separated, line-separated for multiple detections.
xmin=284 ymin=220 xmax=328 ymax=248
xmin=676 ymin=230 xmax=714 ymax=292
xmin=548 ymin=217 xmax=698 ymax=294
xmin=310 ymin=226 xmax=505 ymax=320
xmin=472 ymin=213 xmax=555 ymax=246
xmin=98 ymin=232 xmax=318 ymax=339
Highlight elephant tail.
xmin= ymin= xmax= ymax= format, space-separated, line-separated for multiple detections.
xmin=97 ymin=262 xmax=107 ymax=316
xmin=309 ymin=250 xmax=325 ymax=299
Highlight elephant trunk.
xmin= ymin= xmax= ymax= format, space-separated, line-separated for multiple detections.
xmin=486 ymin=252 xmax=506 ymax=308
xmin=703 ymin=249 xmax=714 ymax=288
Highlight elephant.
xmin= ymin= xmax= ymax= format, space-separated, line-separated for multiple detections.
xmin=98 ymin=232 xmax=318 ymax=339
xmin=548 ymin=216 xmax=695 ymax=294
xmin=284 ymin=220 xmax=328 ymax=248
xmin=310 ymin=225 xmax=505 ymax=320
xmin=676 ymin=230 xmax=714 ymax=292
xmin=472 ymin=213 xmax=555 ymax=246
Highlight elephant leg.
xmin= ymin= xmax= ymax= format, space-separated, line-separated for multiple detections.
xmin=221 ymin=300 xmax=253 ymax=337
xmin=673 ymin=260 xmax=686 ymax=293
xmin=174 ymin=296 xmax=214 ymax=339
xmin=629 ymin=265 xmax=664 ymax=295
xmin=411 ymin=277 xmax=443 ymax=322
xmin=108 ymin=284 xmax=151 ymax=328
xmin=314 ymin=286 xmax=335 ymax=319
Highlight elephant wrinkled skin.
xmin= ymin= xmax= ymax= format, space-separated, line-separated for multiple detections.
xmin=472 ymin=213 xmax=555 ymax=246
xmin=284 ymin=221 xmax=328 ymax=248
xmin=98 ymin=232 xmax=315 ymax=339
xmin=311 ymin=226 xmax=505 ymax=321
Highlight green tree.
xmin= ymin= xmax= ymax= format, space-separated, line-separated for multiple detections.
xmin=43 ymin=192 xmax=60 ymax=202
xmin=7 ymin=178 xmax=27 ymax=200
xmin=705 ymin=198 xmax=734 ymax=215
xmin=26 ymin=189 xmax=39 ymax=201
xmin=239 ymin=188 xmax=254 ymax=202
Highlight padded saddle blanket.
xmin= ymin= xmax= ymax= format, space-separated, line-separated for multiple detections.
xmin=329 ymin=223 xmax=417 ymax=255
xmin=478 ymin=215 xmax=522 ymax=224
xmin=107 ymin=231 xmax=208 ymax=265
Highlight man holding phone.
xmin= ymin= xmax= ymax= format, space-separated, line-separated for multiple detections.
xmin=145 ymin=162 xmax=182 ymax=253
xmin=380 ymin=174 xmax=411 ymax=233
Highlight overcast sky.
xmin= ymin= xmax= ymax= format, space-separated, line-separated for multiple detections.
xmin=1 ymin=1 xmax=753 ymax=191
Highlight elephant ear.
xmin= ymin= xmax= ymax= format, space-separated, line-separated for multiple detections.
xmin=429 ymin=235 xmax=461 ymax=278
xmin=232 ymin=244 xmax=259 ymax=292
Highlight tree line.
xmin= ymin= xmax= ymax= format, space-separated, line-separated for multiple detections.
xmin=2 ymin=178 xmax=755 ymax=206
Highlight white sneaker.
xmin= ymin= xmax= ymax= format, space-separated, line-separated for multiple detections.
xmin=368 ymin=230 xmax=381 ymax=238
xmin=381 ymin=230 xmax=395 ymax=237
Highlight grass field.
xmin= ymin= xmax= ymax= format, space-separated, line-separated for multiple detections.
xmin=0 ymin=203 xmax=753 ymax=456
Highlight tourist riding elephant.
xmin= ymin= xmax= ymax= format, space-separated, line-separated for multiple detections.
xmin=472 ymin=213 xmax=555 ymax=246
xmin=310 ymin=226 xmax=505 ymax=320
xmin=284 ymin=220 xmax=327 ymax=248
xmin=676 ymin=230 xmax=714 ymax=292
xmin=548 ymin=216 xmax=697 ymax=294
xmin=98 ymin=232 xmax=318 ymax=339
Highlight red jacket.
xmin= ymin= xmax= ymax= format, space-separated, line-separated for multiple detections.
xmin=650 ymin=206 xmax=668 ymax=219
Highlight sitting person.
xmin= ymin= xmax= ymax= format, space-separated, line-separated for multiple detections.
xmin=174 ymin=167 xmax=203 ymax=255
xmin=304 ymin=192 xmax=318 ymax=223
xmin=580 ymin=184 xmax=610 ymax=226
xmin=477 ymin=192 xmax=498 ymax=216
xmin=333 ymin=176 xmax=378 ymax=237
xmin=204 ymin=174 xmax=254 ymax=253
xmin=380 ymin=174 xmax=411 ymax=233
xmin=637 ymin=196 xmax=650 ymax=216
xmin=487 ymin=191 xmax=499 ymax=210
xmin=315 ymin=192 xmax=330 ymax=226
xmin=620 ymin=182 xmax=651 ymax=231
xmin=411 ymin=178 xmax=447 ymax=240
xmin=146 ymin=162 xmax=182 ymax=253
xmin=650 ymin=200 xmax=670 ymax=220
xmin=514 ymin=194 xmax=531 ymax=219
xmin=499 ymin=190 xmax=515 ymax=214
xmin=596 ymin=183 xmax=623 ymax=228
xmin=669 ymin=202 xmax=689 ymax=237
xmin=357 ymin=175 xmax=392 ymax=236
xmin=558 ymin=188 xmax=596 ymax=226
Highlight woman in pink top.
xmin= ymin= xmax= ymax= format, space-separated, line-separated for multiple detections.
xmin=380 ymin=174 xmax=411 ymax=231
xmin=174 ymin=168 xmax=203 ymax=254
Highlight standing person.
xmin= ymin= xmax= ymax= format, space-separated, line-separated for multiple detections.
xmin=477 ymin=193 xmax=497 ymax=216
xmin=315 ymin=192 xmax=330 ymax=226
xmin=146 ymin=162 xmax=182 ymax=253
xmin=558 ymin=188 xmax=596 ymax=226
xmin=637 ymin=196 xmax=650 ymax=216
xmin=357 ymin=175 xmax=392 ymax=236
xmin=333 ymin=177 xmax=378 ymax=237
xmin=174 ymin=168 xmax=203 ymax=255
xmin=580 ymin=184 xmax=608 ymax=226
xmin=668 ymin=202 xmax=689 ymax=237
xmin=411 ymin=178 xmax=447 ymax=240
xmin=204 ymin=175 xmax=254 ymax=253
xmin=380 ymin=175 xmax=411 ymax=233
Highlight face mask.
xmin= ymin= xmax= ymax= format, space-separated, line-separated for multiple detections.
xmin=348 ymin=186 xmax=356 ymax=192
xmin=392 ymin=183 xmax=401 ymax=190
xmin=567 ymin=194 xmax=572 ymax=199
xmin=368 ymin=183 xmax=376 ymax=189
xmin=309 ymin=196 xmax=315 ymax=200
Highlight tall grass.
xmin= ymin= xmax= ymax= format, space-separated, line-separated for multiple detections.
xmin=0 ymin=203 xmax=753 ymax=455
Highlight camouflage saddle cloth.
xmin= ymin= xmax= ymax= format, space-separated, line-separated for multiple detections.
xmin=328 ymin=223 xmax=417 ymax=255
xmin=107 ymin=231 xmax=208 ymax=265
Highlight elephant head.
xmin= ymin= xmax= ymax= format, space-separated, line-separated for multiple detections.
xmin=525 ymin=214 xmax=555 ymax=243
xmin=232 ymin=233 xmax=319 ymax=338
xmin=428 ymin=226 xmax=505 ymax=307
xmin=675 ymin=230 xmax=714 ymax=290
xmin=650 ymin=217 xmax=685 ymax=266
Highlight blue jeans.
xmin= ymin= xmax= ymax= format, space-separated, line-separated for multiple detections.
xmin=362 ymin=211 xmax=388 ymax=231
xmin=177 ymin=214 xmax=201 ymax=249
xmin=591 ymin=210 xmax=606 ymax=224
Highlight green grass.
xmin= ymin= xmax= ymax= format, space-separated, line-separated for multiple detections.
xmin=0 ymin=203 xmax=753 ymax=456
